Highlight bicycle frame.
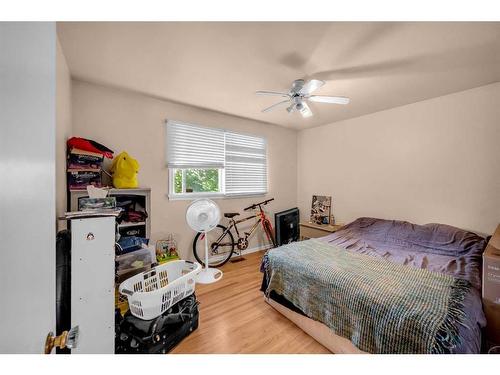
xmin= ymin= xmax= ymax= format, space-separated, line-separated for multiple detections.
xmin=193 ymin=198 xmax=276 ymax=267
xmin=210 ymin=206 xmax=272 ymax=249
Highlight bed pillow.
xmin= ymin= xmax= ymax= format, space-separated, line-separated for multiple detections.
xmin=342 ymin=217 xmax=487 ymax=258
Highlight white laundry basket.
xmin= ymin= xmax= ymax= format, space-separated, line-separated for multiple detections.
xmin=119 ymin=260 xmax=201 ymax=320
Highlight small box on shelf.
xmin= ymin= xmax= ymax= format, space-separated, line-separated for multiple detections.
xmin=67 ymin=148 xmax=104 ymax=170
xmin=67 ymin=169 xmax=102 ymax=190
xmin=119 ymin=223 xmax=147 ymax=238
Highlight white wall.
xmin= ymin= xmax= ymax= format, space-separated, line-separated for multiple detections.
xmin=67 ymin=70 xmax=499 ymax=249
xmin=71 ymin=80 xmax=298 ymax=259
xmin=298 ymin=83 xmax=500 ymax=236
xmin=0 ymin=22 xmax=56 ymax=353
xmin=56 ymin=38 xmax=72 ymax=230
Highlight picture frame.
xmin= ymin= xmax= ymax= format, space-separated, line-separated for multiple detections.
xmin=310 ymin=195 xmax=332 ymax=225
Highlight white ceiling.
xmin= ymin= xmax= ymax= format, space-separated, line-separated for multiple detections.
xmin=57 ymin=22 xmax=500 ymax=129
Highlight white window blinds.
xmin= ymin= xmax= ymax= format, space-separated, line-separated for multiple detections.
xmin=225 ymin=131 xmax=267 ymax=196
xmin=166 ymin=121 xmax=225 ymax=169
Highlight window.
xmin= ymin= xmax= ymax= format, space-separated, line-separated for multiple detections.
xmin=172 ymin=168 xmax=222 ymax=194
xmin=225 ymin=131 xmax=267 ymax=196
xmin=166 ymin=121 xmax=267 ymax=199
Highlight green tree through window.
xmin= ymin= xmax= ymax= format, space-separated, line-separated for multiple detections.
xmin=174 ymin=170 xmax=182 ymax=193
xmin=174 ymin=169 xmax=219 ymax=194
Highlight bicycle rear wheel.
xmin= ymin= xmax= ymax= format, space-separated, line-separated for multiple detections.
xmin=193 ymin=224 xmax=235 ymax=267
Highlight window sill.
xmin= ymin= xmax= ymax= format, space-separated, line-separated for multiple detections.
xmin=167 ymin=192 xmax=267 ymax=201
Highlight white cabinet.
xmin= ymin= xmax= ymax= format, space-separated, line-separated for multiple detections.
xmin=70 ymin=217 xmax=115 ymax=353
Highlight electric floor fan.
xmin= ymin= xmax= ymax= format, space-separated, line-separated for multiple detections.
xmin=186 ymin=198 xmax=223 ymax=284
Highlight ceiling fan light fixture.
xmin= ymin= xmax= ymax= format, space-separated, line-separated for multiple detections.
xmin=256 ymin=79 xmax=350 ymax=119
xmin=299 ymin=106 xmax=313 ymax=118
xmin=300 ymin=108 xmax=312 ymax=118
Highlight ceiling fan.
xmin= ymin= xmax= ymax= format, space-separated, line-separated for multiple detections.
xmin=256 ymin=79 xmax=350 ymax=118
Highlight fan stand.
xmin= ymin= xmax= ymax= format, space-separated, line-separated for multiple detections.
xmin=196 ymin=231 xmax=223 ymax=284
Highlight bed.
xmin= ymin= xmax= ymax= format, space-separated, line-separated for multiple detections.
xmin=261 ymin=217 xmax=489 ymax=354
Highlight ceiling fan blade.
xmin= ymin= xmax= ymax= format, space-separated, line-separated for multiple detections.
xmin=299 ymin=102 xmax=313 ymax=118
xmin=308 ymin=95 xmax=350 ymax=105
xmin=299 ymin=79 xmax=325 ymax=95
xmin=255 ymin=90 xmax=290 ymax=98
xmin=261 ymin=100 xmax=290 ymax=113
xmin=311 ymin=57 xmax=416 ymax=81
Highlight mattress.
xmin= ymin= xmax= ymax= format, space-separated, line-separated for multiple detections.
xmin=262 ymin=217 xmax=487 ymax=353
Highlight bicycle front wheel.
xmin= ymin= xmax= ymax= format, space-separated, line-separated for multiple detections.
xmin=193 ymin=224 xmax=235 ymax=267
xmin=263 ymin=219 xmax=277 ymax=248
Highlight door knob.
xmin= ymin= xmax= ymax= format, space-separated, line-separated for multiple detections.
xmin=44 ymin=326 xmax=79 ymax=354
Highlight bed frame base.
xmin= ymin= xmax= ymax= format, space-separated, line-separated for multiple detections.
xmin=265 ymin=297 xmax=366 ymax=354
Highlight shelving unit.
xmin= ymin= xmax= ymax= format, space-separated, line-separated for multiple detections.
xmin=69 ymin=187 xmax=151 ymax=239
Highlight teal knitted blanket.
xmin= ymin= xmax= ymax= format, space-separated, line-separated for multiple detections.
xmin=265 ymin=239 xmax=470 ymax=353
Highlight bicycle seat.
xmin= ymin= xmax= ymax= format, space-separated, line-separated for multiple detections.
xmin=224 ymin=212 xmax=240 ymax=218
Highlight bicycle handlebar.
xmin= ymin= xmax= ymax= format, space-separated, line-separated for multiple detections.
xmin=243 ymin=198 xmax=274 ymax=211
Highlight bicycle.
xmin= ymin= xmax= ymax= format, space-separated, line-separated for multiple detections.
xmin=192 ymin=198 xmax=276 ymax=267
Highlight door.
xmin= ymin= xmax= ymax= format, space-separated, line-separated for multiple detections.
xmin=0 ymin=22 xmax=57 ymax=353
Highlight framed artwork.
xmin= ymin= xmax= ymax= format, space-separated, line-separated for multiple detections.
xmin=310 ymin=195 xmax=332 ymax=225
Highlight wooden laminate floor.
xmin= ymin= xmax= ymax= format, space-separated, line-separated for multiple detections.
xmin=172 ymin=250 xmax=329 ymax=354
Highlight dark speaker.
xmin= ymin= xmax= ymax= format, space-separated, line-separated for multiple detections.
xmin=275 ymin=208 xmax=299 ymax=246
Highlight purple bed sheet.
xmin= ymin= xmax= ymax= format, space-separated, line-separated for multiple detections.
xmin=319 ymin=217 xmax=487 ymax=353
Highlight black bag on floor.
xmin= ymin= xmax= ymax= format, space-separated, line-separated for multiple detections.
xmin=115 ymin=294 xmax=199 ymax=354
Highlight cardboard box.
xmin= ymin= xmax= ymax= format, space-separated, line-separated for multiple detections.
xmin=67 ymin=148 xmax=104 ymax=170
xmin=483 ymin=300 xmax=500 ymax=345
xmin=482 ymin=224 xmax=500 ymax=344
xmin=67 ymin=169 xmax=102 ymax=190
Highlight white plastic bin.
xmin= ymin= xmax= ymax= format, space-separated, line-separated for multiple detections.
xmin=115 ymin=247 xmax=154 ymax=283
xmin=119 ymin=260 xmax=201 ymax=320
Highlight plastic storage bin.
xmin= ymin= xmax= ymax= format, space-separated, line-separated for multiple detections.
xmin=116 ymin=247 xmax=155 ymax=283
xmin=119 ymin=260 xmax=201 ymax=320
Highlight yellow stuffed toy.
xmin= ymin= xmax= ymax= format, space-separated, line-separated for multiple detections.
xmin=110 ymin=151 xmax=140 ymax=188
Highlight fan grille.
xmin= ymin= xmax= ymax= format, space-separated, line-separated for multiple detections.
xmin=186 ymin=198 xmax=221 ymax=232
